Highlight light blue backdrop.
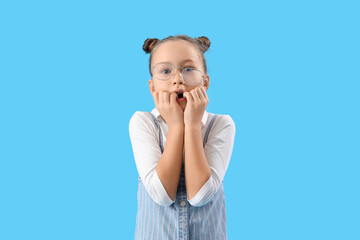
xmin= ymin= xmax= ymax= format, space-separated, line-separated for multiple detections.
xmin=1 ymin=0 xmax=359 ymax=239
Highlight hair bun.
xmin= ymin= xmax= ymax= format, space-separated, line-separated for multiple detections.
xmin=195 ymin=36 xmax=211 ymax=53
xmin=143 ymin=38 xmax=160 ymax=54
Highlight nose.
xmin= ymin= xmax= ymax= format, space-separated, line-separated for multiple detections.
xmin=172 ymin=68 xmax=185 ymax=85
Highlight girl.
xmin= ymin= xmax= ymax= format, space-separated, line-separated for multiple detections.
xmin=129 ymin=35 xmax=235 ymax=240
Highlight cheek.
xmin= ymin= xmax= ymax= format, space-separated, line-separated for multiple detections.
xmin=154 ymin=80 xmax=169 ymax=88
xmin=186 ymin=86 xmax=197 ymax=93
xmin=153 ymin=81 xmax=164 ymax=91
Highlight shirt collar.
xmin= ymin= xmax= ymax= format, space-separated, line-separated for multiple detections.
xmin=151 ymin=108 xmax=209 ymax=127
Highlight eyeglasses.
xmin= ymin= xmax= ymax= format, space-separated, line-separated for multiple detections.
xmin=151 ymin=63 xmax=204 ymax=86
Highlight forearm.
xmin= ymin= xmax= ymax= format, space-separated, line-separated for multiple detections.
xmin=156 ymin=124 xmax=184 ymax=201
xmin=184 ymin=124 xmax=211 ymax=199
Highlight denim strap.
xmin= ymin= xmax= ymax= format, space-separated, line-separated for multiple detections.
xmin=147 ymin=112 xmax=164 ymax=153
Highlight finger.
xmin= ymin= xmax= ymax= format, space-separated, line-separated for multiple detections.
xmin=152 ymin=91 xmax=159 ymax=106
xmin=170 ymin=92 xmax=177 ymax=105
xmin=197 ymin=87 xmax=205 ymax=100
xmin=158 ymin=91 xmax=163 ymax=104
xmin=183 ymin=92 xmax=194 ymax=103
xmin=199 ymin=87 xmax=208 ymax=102
xmin=191 ymin=88 xmax=201 ymax=102
xmin=162 ymin=91 xmax=170 ymax=103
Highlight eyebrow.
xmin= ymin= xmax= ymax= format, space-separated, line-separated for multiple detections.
xmin=180 ymin=59 xmax=196 ymax=64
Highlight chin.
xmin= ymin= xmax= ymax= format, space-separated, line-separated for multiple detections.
xmin=180 ymin=102 xmax=186 ymax=110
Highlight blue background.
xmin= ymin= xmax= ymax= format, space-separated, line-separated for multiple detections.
xmin=1 ymin=0 xmax=359 ymax=239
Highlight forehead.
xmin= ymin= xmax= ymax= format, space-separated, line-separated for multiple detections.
xmin=152 ymin=40 xmax=202 ymax=66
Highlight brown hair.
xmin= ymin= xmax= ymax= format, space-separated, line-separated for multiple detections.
xmin=142 ymin=35 xmax=211 ymax=76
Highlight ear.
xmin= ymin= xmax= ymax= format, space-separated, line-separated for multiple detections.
xmin=203 ymin=74 xmax=210 ymax=91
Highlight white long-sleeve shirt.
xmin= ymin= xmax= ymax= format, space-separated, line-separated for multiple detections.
xmin=129 ymin=108 xmax=236 ymax=207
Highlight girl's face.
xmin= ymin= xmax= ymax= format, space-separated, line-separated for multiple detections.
xmin=148 ymin=40 xmax=210 ymax=110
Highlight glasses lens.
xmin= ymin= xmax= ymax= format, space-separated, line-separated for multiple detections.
xmin=182 ymin=68 xmax=203 ymax=86
xmin=153 ymin=63 xmax=173 ymax=80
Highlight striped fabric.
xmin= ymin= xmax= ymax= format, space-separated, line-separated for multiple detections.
xmin=134 ymin=112 xmax=227 ymax=240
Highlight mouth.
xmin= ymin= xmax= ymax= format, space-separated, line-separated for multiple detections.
xmin=174 ymin=90 xmax=186 ymax=102
xmin=177 ymin=92 xmax=184 ymax=99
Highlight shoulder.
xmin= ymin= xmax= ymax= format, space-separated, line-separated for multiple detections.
xmin=206 ymin=113 xmax=236 ymax=138
xmin=209 ymin=113 xmax=235 ymax=129
xmin=129 ymin=111 xmax=150 ymax=123
xmin=129 ymin=111 xmax=157 ymax=134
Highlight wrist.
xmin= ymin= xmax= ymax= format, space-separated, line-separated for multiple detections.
xmin=168 ymin=123 xmax=185 ymax=131
xmin=185 ymin=123 xmax=202 ymax=129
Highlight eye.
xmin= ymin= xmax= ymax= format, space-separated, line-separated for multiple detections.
xmin=161 ymin=68 xmax=172 ymax=74
xmin=184 ymin=67 xmax=195 ymax=72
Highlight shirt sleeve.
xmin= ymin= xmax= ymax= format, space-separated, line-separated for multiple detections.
xmin=129 ymin=111 xmax=175 ymax=207
xmin=188 ymin=114 xmax=236 ymax=206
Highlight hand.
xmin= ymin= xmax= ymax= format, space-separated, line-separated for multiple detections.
xmin=183 ymin=87 xmax=209 ymax=126
xmin=151 ymin=90 xmax=184 ymax=127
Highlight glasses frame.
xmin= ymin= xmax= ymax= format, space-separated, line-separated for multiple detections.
xmin=151 ymin=62 xmax=205 ymax=86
